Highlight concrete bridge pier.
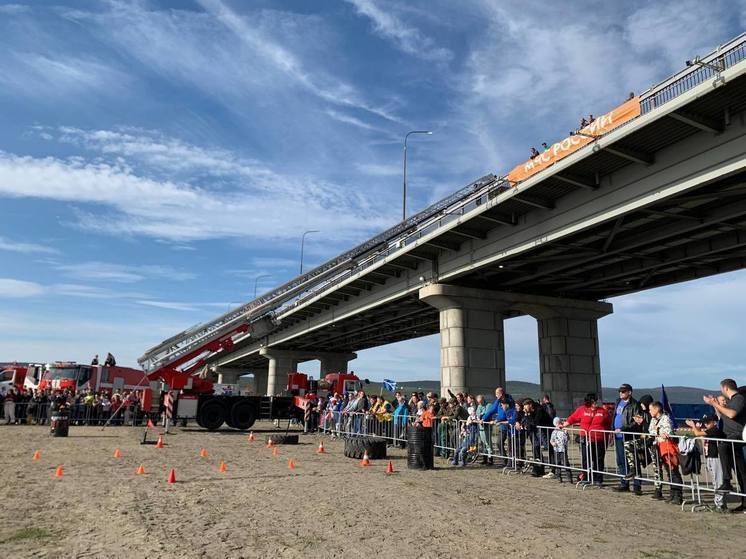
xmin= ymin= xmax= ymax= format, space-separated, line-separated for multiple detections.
xmin=420 ymin=284 xmax=612 ymax=416
xmin=252 ymin=368 xmax=268 ymax=396
xmin=535 ymin=305 xmax=611 ymax=416
xmin=419 ymin=286 xmax=508 ymax=398
xmin=319 ymin=352 xmax=357 ymax=375
xmin=259 ymin=348 xmax=302 ymax=396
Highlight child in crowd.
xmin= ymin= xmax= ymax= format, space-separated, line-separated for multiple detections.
xmin=686 ymin=414 xmax=727 ymax=513
xmin=452 ymin=404 xmax=479 ymax=467
xmin=550 ymin=417 xmax=571 ymax=482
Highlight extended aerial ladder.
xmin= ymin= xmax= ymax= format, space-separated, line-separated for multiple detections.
xmin=137 ymin=173 xmax=504 ymax=388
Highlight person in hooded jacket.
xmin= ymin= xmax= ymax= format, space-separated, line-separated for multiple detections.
xmin=563 ymin=393 xmax=612 ymax=485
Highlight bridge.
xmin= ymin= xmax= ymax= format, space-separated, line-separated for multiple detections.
xmin=140 ymin=34 xmax=746 ymax=414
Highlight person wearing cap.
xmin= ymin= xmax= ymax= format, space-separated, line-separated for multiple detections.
xmin=613 ymin=383 xmax=643 ymax=495
xmin=686 ymin=414 xmax=726 ymax=512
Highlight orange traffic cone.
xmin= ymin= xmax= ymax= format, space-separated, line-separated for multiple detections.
xmin=55 ymin=465 xmax=64 ymax=478
xmin=147 ymin=419 xmax=155 ymax=428
xmin=248 ymin=432 xmax=255 ymax=442
xmin=219 ymin=461 xmax=227 ymax=473
xmin=266 ymin=438 xmax=273 ymax=448
xmin=361 ymin=451 xmax=370 ymax=467
xmin=167 ymin=468 xmax=176 ymax=484
xmin=386 ymin=460 xmax=394 ymax=475
xmin=199 ymin=448 xmax=208 ymax=458
xmin=32 ymin=450 xmax=41 ymax=461
xmin=317 ymin=441 xmax=325 ymax=454
xmin=114 ymin=448 xmax=122 ymax=459
xmin=155 ymin=435 xmax=164 ymax=449
xmin=288 ymin=459 xmax=296 ymax=470
xmin=272 ymin=446 xmax=279 ymax=457
xmin=136 ymin=464 xmax=145 ymax=475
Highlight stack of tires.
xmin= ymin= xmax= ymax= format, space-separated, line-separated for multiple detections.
xmin=407 ymin=426 xmax=434 ymax=470
xmin=343 ymin=436 xmax=387 ymax=459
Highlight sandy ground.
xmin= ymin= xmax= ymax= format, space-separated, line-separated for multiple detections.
xmin=0 ymin=423 xmax=743 ymax=559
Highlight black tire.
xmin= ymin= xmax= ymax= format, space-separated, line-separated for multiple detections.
xmin=198 ymin=401 xmax=225 ymax=431
xmin=230 ymin=401 xmax=257 ymax=430
xmin=266 ymin=434 xmax=298 ymax=445
xmin=343 ymin=436 xmax=387 ymax=459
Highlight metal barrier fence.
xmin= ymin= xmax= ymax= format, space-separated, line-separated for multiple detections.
xmin=0 ymin=400 xmax=148 ymax=427
xmin=316 ymin=412 xmax=746 ymax=512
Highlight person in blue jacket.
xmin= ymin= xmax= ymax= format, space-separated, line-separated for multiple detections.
xmin=393 ymin=395 xmax=409 ymax=448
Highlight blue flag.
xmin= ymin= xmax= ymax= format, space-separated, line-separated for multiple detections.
xmin=661 ymin=384 xmax=677 ymax=428
xmin=382 ymin=379 xmax=396 ymax=392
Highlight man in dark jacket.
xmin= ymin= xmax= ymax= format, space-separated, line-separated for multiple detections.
xmin=522 ymin=399 xmax=553 ymax=477
xmin=613 ymin=384 xmax=642 ymax=494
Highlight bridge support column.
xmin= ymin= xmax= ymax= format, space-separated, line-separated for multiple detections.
xmin=319 ymin=352 xmax=357 ymax=375
xmin=259 ymin=349 xmax=301 ymax=396
xmin=215 ymin=368 xmax=242 ymax=385
xmin=420 ymin=284 xmax=612 ymax=415
xmin=419 ymin=285 xmax=507 ymax=398
xmin=252 ymin=368 xmax=268 ymax=396
xmin=536 ymin=305 xmax=611 ymax=416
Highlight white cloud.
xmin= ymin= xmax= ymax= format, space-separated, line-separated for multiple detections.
xmin=345 ymin=0 xmax=452 ymax=62
xmin=0 ymin=4 xmax=30 ymax=15
xmin=0 ymin=236 xmax=58 ymax=254
xmin=0 ymin=278 xmax=45 ymax=298
xmin=49 ymin=261 xmax=195 ymax=283
xmin=355 ymin=162 xmax=401 ymax=177
xmin=0 ymin=128 xmax=392 ymax=243
xmin=135 ymin=300 xmax=198 ymax=312
xmin=0 ymin=52 xmax=130 ymax=99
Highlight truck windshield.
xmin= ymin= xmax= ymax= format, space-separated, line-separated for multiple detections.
xmin=344 ymin=380 xmax=361 ymax=394
xmin=0 ymin=369 xmax=13 ymax=381
xmin=45 ymin=367 xmax=78 ymax=380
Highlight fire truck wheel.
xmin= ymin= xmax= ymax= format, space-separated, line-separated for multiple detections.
xmin=265 ymin=434 xmax=299 ymax=445
xmin=230 ymin=401 xmax=257 ymax=430
xmin=343 ymin=436 xmax=387 ymax=459
xmin=198 ymin=401 xmax=225 ymax=431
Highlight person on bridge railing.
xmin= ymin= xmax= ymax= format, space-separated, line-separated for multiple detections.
xmin=563 ymin=393 xmax=612 ymax=486
xmin=704 ymin=378 xmax=746 ymax=512
xmin=648 ymin=401 xmax=683 ymax=505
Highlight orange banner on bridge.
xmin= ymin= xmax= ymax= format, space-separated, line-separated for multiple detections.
xmin=507 ymin=97 xmax=641 ymax=184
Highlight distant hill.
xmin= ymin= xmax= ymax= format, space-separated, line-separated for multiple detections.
xmin=238 ymin=375 xmax=718 ymax=404
xmin=363 ymin=380 xmax=717 ymax=404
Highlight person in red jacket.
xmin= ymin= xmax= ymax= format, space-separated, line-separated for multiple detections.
xmin=563 ymin=393 xmax=612 ymax=486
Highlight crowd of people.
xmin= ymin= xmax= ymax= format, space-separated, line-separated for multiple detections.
xmin=304 ymin=378 xmax=745 ymax=513
xmin=0 ymin=386 xmax=143 ymax=426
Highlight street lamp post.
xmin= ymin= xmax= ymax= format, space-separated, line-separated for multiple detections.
xmin=403 ymin=130 xmax=432 ymax=221
xmin=253 ymin=274 xmax=270 ymax=298
xmin=299 ymin=230 xmax=319 ymax=274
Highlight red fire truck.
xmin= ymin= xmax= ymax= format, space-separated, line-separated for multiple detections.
xmin=37 ymin=362 xmax=156 ymax=411
xmin=0 ymin=363 xmax=44 ymax=392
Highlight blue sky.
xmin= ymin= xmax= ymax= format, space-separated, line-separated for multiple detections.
xmin=1 ymin=0 xmax=745 ymax=389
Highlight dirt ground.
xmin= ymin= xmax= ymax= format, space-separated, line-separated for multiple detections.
xmin=0 ymin=423 xmax=742 ymax=559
